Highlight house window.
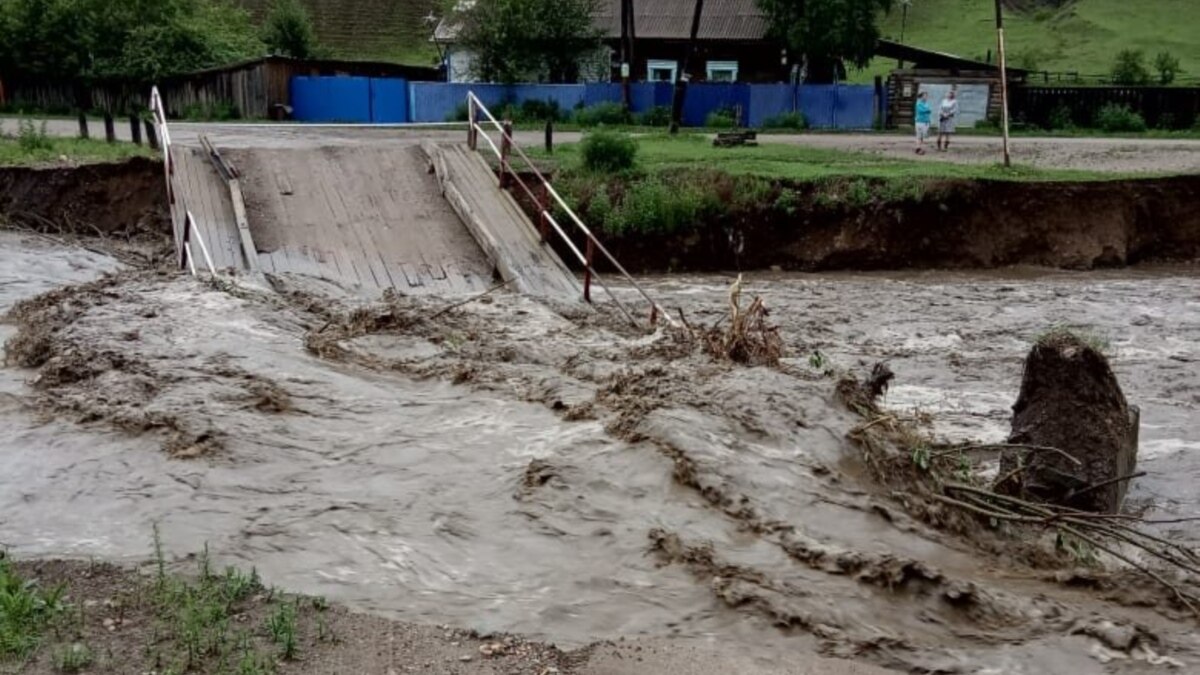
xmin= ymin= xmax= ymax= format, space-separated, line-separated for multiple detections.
xmin=706 ymin=61 xmax=739 ymax=82
xmin=648 ymin=59 xmax=678 ymax=83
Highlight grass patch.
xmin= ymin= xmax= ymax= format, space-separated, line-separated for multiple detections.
xmin=0 ymin=557 xmax=68 ymax=660
xmin=532 ymin=133 xmax=1125 ymax=183
xmin=0 ymin=122 xmax=156 ymax=167
xmin=518 ymin=134 xmax=1150 ymax=238
xmin=530 ymin=132 xmax=1118 ymax=181
xmin=1036 ymin=325 xmax=1112 ymax=355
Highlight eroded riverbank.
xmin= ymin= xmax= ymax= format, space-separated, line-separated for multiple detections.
xmin=3 ymin=228 xmax=1199 ymax=673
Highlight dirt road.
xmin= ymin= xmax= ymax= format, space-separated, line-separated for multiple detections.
xmin=31 ymin=117 xmax=1200 ymax=173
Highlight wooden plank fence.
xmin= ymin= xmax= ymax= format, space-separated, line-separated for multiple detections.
xmin=1011 ymin=86 xmax=1200 ymax=130
xmin=0 ymin=55 xmax=438 ymax=119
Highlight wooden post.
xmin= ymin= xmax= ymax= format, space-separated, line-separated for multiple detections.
xmin=144 ymin=119 xmax=159 ymax=150
xmin=103 ymin=113 xmax=116 ymax=143
xmin=129 ymin=115 xmax=142 ymax=145
xmin=544 ymin=119 xmax=553 ymax=154
xmin=995 ymin=0 xmax=1012 ymax=167
xmin=583 ymin=237 xmax=595 ymax=303
xmin=77 ymin=111 xmax=89 ymax=139
xmin=499 ymin=120 xmax=513 ymax=189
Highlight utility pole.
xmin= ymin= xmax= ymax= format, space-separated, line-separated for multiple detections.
xmin=670 ymin=0 xmax=705 ymax=134
xmin=994 ymin=0 xmax=1012 ymax=167
xmin=898 ymin=0 xmax=912 ymax=69
xmin=620 ymin=0 xmax=631 ymax=108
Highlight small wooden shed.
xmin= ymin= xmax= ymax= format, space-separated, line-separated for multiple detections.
xmin=878 ymin=39 xmax=1027 ymax=128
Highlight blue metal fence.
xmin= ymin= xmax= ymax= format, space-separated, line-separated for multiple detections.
xmin=294 ymin=76 xmax=879 ymax=129
xmin=292 ymin=76 xmax=373 ymax=123
xmin=370 ymin=78 xmax=409 ymax=123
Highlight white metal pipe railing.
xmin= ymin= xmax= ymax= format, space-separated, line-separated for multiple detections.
xmin=149 ymin=86 xmax=217 ymax=279
xmin=466 ymin=91 xmax=673 ymax=328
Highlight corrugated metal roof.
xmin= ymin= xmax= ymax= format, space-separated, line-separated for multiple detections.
xmin=595 ymin=0 xmax=770 ymax=41
xmin=437 ymin=0 xmax=771 ymax=43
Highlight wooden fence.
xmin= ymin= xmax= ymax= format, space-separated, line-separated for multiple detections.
xmin=1010 ymin=86 xmax=1200 ymax=130
xmin=0 ymin=55 xmax=439 ymax=119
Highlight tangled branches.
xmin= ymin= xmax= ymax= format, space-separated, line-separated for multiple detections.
xmin=700 ymin=274 xmax=784 ymax=367
xmin=845 ymin=398 xmax=1200 ymax=617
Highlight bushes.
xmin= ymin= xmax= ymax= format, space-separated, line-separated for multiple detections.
xmin=1111 ymin=49 xmax=1151 ymax=86
xmin=761 ymin=112 xmax=807 ymax=130
xmin=1095 ymin=103 xmax=1146 ymax=132
xmin=573 ymin=102 xmax=633 ymax=127
xmin=1047 ymin=103 xmax=1074 ymax=131
xmin=638 ymin=106 xmax=673 ymax=127
xmin=579 ymin=174 xmax=722 ymax=236
xmin=16 ymin=119 xmax=52 ymax=152
xmin=704 ymin=109 xmax=738 ymax=129
xmin=581 ymin=130 xmax=637 ymax=172
xmin=1153 ymin=52 xmax=1181 ymax=86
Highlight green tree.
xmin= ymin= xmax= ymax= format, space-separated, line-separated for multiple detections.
xmin=453 ymin=0 xmax=602 ymax=83
xmin=757 ymin=0 xmax=893 ymax=82
xmin=262 ymin=0 xmax=322 ymax=59
xmin=0 ymin=0 xmax=94 ymax=81
xmin=1153 ymin=51 xmax=1181 ymax=86
xmin=0 ymin=0 xmax=262 ymax=83
xmin=1110 ymin=49 xmax=1151 ymax=86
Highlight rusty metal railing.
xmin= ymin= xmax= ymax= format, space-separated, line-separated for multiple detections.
xmin=466 ymin=91 xmax=673 ymax=328
xmin=149 ymin=86 xmax=216 ymax=277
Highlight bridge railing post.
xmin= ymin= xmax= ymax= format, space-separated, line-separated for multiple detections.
xmin=583 ymin=237 xmax=595 ymax=303
xmin=537 ymin=183 xmax=550 ymax=241
xmin=467 ymin=96 xmax=478 ymax=151
xmin=499 ymin=120 xmax=513 ymax=189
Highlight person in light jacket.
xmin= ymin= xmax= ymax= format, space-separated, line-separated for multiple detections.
xmin=913 ymin=91 xmax=932 ymax=155
xmin=937 ymin=87 xmax=960 ymax=152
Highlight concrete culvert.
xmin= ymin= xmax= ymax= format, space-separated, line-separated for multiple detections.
xmin=998 ymin=329 xmax=1140 ymax=513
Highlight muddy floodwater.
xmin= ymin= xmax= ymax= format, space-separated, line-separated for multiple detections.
xmin=2 ymin=230 xmax=1199 ymax=673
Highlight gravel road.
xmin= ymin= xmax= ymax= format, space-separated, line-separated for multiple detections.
xmin=29 ymin=117 xmax=1200 ymax=174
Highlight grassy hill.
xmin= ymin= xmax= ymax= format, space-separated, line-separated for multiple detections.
xmin=238 ymin=0 xmax=441 ymax=65
xmin=852 ymin=0 xmax=1200 ymax=84
xmin=236 ymin=0 xmax=1200 ymax=82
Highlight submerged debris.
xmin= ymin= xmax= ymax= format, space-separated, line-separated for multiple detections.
xmin=701 ymin=274 xmax=784 ymax=367
xmin=1000 ymin=329 xmax=1140 ymax=514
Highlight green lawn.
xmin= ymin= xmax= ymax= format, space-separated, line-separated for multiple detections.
xmin=849 ymin=0 xmax=1200 ymax=84
xmin=0 ymin=136 xmax=156 ymax=167
xmin=531 ymin=133 xmax=1126 ymax=183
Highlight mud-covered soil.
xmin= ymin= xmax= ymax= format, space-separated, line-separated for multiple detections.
xmin=545 ymin=175 xmax=1200 ymax=273
xmin=3 ymin=232 xmax=1200 ymax=673
xmin=0 ymin=157 xmax=167 ymax=240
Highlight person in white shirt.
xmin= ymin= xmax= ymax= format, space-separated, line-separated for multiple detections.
xmin=937 ymin=87 xmax=960 ymax=152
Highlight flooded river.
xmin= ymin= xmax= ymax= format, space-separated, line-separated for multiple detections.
xmin=2 ymin=230 xmax=1198 ymax=673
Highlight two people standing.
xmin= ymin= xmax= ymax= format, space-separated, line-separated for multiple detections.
xmin=914 ymin=87 xmax=959 ymax=154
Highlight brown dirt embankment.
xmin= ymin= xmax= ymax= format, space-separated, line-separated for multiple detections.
xmin=546 ymin=175 xmax=1200 ymax=272
xmin=0 ymin=157 xmax=167 ymax=239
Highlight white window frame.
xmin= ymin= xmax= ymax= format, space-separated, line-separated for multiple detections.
xmin=706 ymin=60 xmax=739 ymax=82
xmin=647 ymin=59 xmax=678 ymax=83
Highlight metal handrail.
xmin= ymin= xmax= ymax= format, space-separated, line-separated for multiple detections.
xmin=149 ymin=86 xmax=218 ymax=278
xmin=466 ymin=91 xmax=673 ymax=328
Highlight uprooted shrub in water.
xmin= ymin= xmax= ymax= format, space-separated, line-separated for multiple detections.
xmin=701 ymin=274 xmax=784 ymax=367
